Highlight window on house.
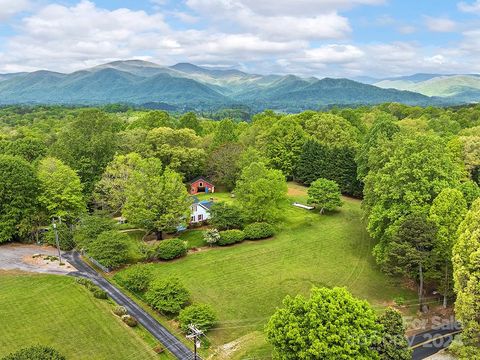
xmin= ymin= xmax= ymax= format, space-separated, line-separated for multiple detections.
xmin=191 ymin=216 xmax=195 ymax=222
xmin=199 ymin=182 xmax=203 ymax=187
xmin=192 ymin=205 xmax=197 ymax=212
xmin=198 ymin=214 xmax=203 ymax=221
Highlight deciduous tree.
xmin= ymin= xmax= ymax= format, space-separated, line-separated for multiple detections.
xmin=37 ymin=157 xmax=85 ymax=222
xmin=0 ymin=155 xmax=40 ymax=243
xmin=123 ymin=159 xmax=191 ymax=239
xmin=307 ymin=178 xmax=342 ymax=214
xmin=235 ymin=162 xmax=287 ymax=223
xmin=266 ymin=287 xmax=381 ymax=360
xmin=428 ymin=188 xmax=467 ymax=307
xmin=452 ymin=199 xmax=480 ymax=355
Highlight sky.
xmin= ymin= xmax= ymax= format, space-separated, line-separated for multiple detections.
xmin=0 ymin=0 xmax=480 ymax=78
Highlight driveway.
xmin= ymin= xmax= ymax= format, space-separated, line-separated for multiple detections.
xmin=65 ymin=251 xmax=196 ymax=360
xmin=0 ymin=243 xmax=75 ymax=274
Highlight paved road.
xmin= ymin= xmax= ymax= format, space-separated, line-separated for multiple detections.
xmin=64 ymin=251 xmax=197 ymax=360
xmin=409 ymin=325 xmax=461 ymax=360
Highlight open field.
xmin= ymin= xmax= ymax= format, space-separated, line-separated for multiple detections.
xmin=0 ymin=273 xmax=168 ymax=360
xmin=114 ymin=183 xmax=416 ymax=357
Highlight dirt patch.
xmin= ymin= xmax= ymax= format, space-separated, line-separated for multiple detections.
xmin=287 ymin=186 xmax=307 ymax=196
xmin=0 ymin=243 xmax=75 ymax=274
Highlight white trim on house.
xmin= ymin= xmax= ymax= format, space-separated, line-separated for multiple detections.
xmin=190 ymin=202 xmax=211 ymax=223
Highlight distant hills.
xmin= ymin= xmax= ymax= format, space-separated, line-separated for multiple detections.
xmin=373 ymin=73 xmax=480 ymax=103
xmin=0 ymin=60 xmax=474 ymax=111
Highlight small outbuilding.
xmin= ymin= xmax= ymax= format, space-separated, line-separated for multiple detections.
xmin=188 ymin=176 xmax=215 ymax=195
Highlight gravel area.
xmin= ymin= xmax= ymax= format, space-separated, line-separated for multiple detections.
xmin=0 ymin=244 xmax=75 ymax=274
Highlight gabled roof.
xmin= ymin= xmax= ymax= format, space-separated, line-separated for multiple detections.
xmin=191 ymin=196 xmax=214 ymax=211
xmin=188 ymin=176 xmax=214 ymax=185
xmin=199 ymin=200 xmax=213 ymax=210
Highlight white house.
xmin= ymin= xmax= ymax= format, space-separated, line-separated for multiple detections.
xmin=190 ymin=196 xmax=213 ymax=224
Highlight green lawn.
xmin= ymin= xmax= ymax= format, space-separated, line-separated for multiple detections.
xmin=114 ymin=183 xmax=415 ymax=357
xmin=0 ymin=273 xmax=170 ymax=360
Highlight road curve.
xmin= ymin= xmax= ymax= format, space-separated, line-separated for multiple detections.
xmin=64 ymin=251 xmax=197 ymax=360
xmin=409 ymin=325 xmax=461 ymax=360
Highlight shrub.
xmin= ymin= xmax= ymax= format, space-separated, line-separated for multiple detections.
xmin=154 ymin=239 xmax=187 ymax=260
xmin=114 ymin=265 xmax=153 ymax=293
xmin=87 ymin=230 xmax=129 ymax=270
xmin=217 ymin=230 xmax=244 ymax=246
xmin=243 ymin=222 xmax=275 ymax=240
xmin=178 ymin=304 xmax=217 ymax=333
xmin=44 ymin=223 xmax=75 ymax=251
xmin=203 ymin=228 xmax=220 ymax=246
xmin=91 ymin=287 xmax=108 ymax=299
xmin=113 ymin=306 xmax=128 ymax=317
xmin=139 ymin=242 xmax=156 ymax=261
xmin=145 ymin=277 xmax=190 ymax=314
xmin=1 ymin=345 xmax=65 ymax=360
xmin=75 ymin=277 xmax=94 ymax=288
xmin=209 ymin=202 xmax=244 ymax=230
xmin=121 ymin=315 xmax=138 ymax=327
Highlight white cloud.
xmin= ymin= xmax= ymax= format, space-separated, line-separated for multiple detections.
xmin=0 ymin=0 xmax=30 ymax=21
xmin=424 ymin=16 xmax=457 ymax=32
xmin=397 ymin=25 xmax=416 ymax=34
xmin=1 ymin=0 xmax=479 ymax=78
xmin=303 ymin=45 xmax=364 ymax=64
xmin=0 ymin=0 xmax=172 ymax=72
xmin=458 ymin=0 xmax=480 ymax=13
xmin=186 ymin=0 xmax=352 ymax=40
xmin=223 ymin=0 xmax=385 ymax=17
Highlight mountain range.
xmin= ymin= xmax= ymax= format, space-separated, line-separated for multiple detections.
xmin=373 ymin=73 xmax=480 ymax=103
xmin=0 ymin=60 xmax=476 ymax=111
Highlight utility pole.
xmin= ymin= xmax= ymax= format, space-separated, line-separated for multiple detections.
xmin=186 ymin=324 xmax=203 ymax=360
xmin=52 ymin=218 xmax=62 ymax=264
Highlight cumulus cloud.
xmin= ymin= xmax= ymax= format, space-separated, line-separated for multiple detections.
xmin=1 ymin=0 xmax=479 ymax=78
xmin=0 ymin=0 xmax=31 ymax=21
xmin=424 ymin=16 xmax=457 ymax=32
xmin=458 ymin=0 xmax=480 ymax=13
xmin=186 ymin=0 xmax=352 ymax=40
xmin=0 ymin=0 xmax=171 ymax=72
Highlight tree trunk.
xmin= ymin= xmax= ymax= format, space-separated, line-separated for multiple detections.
xmin=419 ymin=262 xmax=424 ymax=312
xmin=443 ymin=261 xmax=449 ymax=308
xmin=155 ymin=230 xmax=163 ymax=240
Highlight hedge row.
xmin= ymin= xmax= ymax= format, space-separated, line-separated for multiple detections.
xmin=218 ymin=229 xmax=245 ymax=246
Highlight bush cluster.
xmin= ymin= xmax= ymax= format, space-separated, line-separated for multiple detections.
xmin=154 ymin=239 xmax=187 ymax=260
xmin=1 ymin=345 xmax=65 ymax=360
xmin=217 ymin=230 xmax=245 ymax=246
xmin=243 ymin=222 xmax=275 ymax=240
xmin=178 ymin=304 xmax=216 ymax=333
xmin=75 ymin=277 xmax=108 ymax=300
xmin=145 ymin=277 xmax=190 ymax=314
xmin=87 ymin=230 xmax=130 ymax=270
xmin=114 ymin=265 xmax=153 ymax=293
xmin=121 ymin=315 xmax=138 ymax=327
xmin=113 ymin=306 xmax=128 ymax=317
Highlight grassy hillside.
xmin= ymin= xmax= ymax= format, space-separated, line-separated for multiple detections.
xmin=0 ymin=273 xmax=168 ymax=360
xmin=114 ymin=184 xmax=415 ymax=358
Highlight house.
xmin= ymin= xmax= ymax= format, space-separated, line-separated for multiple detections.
xmin=190 ymin=196 xmax=213 ymax=224
xmin=188 ymin=176 xmax=215 ymax=195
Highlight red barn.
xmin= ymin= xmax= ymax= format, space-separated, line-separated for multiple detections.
xmin=188 ymin=176 xmax=215 ymax=195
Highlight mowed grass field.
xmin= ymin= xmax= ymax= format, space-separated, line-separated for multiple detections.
xmin=115 ymin=183 xmax=415 ymax=358
xmin=0 ymin=273 xmax=166 ymax=360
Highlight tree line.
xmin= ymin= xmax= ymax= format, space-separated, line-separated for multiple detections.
xmin=1 ymin=102 xmax=480 ymax=357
